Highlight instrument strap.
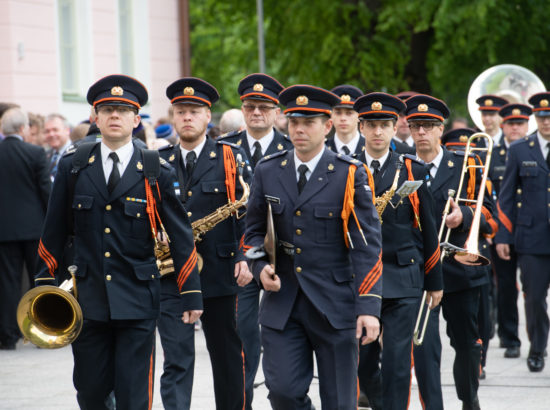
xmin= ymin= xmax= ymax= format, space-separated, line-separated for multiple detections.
xmin=404 ymin=158 xmax=420 ymax=229
xmin=222 ymin=144 xmax=237 ymax=202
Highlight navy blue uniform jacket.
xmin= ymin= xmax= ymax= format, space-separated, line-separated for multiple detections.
xmin=245 ymin=148 xmax=382 ymax=331
xmin=495 ymin=133 xmax=550 ymax=255
xmin=35 ymin=141 xmax=201 ymax=321
xmin=159 ymin=138 xmax=252 ymax=298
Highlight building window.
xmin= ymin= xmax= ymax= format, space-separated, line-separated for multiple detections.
xmin=58 ymin=0 xmax=78 ymax=95
xmin=119 ymin=0 xmax=134 ymax=75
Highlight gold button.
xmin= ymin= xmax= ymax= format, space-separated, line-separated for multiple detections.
xmin=231 ymin=252 xmax=235 ymax=256
xmin=105 ymin=252 xmax=111 ymax=258
xmin=151 ymin=275 xmax=155 ymax=279
xmin=499 ymin=176 xmax=503 ymax=180
xmin=78 ymin=204 xmax=82 ymax=209
xmin=329 ymin=212 xmax=333 ymax=217
xmin=214 ymin=188 xmax=219 ymax=192
xmin=411 ymin=258 xmax=415 ymax=263
xmin=106 ymin=275 xmax=112 ymax=281
xmin=106 ymin=204 xmax=112 ymax=211
xmin=104 ymin=227 xmax=111 ymax=234
xmin=517 ymin=202 xmax=522 ymax=208
xmin=136 ymin=213 xmax=141 ymax=218
xmin=296 ymin=248 xmax=302 ymax=254
xmin=188 ymin=191 xmax=193 ymax=197
xmin=187 ymin=211 xmax=192 ymax=217
xmin=296 ymin=229 xmax=302 ymax=235
xmin=517 ymin=188 xmax=522 ymax=194
xmin=483 ymin=244 xmax=487 ymax=249
xmin=548 ymin=188 xmax=550 ymax=192
xmin=296 ymin=267 xmax=302 ymax=273
xmin=295 ymin=210 xmax=301 ymax=216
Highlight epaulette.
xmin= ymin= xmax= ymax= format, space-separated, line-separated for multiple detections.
xmin=217 ymin=130 xmax=240 ymax=140
xmin=158 ymin=144 xmax=174 ymax=152
xmin=63 ymin=144 xmax=77 ymax=156
xmin=510 ymin=135 xmax=530 ymax=147
xmin=336 ymin=153 xmax=359 ymax=165
xmin=282 ymin=134 xmax=291 ymax=141
xmin=217 ymin=140 xmax=240 ymax=149
xmin=159 ymin=157 xmax=170 ymax=168
xmin=260 ymin=150 xmax=287 ymax=162
xmin=402 ymin=153 xmax=424 ymax=165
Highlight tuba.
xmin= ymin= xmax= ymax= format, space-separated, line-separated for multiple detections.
xmin=468 ymin=64 xmax=545 ymax=135
xmin=155 ymin=154 xmax=250 ymax=274
xmin=17 ymin=265 xmax=83 ymax=349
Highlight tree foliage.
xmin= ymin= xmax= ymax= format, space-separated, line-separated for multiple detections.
xmin=190 ymin=0 xmax=550 ymax=119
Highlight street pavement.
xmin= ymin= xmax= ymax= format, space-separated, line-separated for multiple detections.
xmin=1 ymin=297 xmax=549 ymax=409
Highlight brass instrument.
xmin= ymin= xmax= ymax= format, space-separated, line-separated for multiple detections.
xmin=374 ymin=156 xmax=403 ymax=222
xmin=156 ymin=154 xmax=250 ymax=274
xmin=414 ymin=133 xmax=493 ymax=345
xmin=17 ymin=265 xmax=83 ymax=349
xmin=468 ymin=64 xmax=545 ymax=135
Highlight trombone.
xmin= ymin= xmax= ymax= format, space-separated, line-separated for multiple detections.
xmin=413 ymin=133 xmax=493 ymax=345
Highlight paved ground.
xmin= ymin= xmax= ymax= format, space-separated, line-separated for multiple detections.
xmin=1 ymin=297 xmax=549 ymax=409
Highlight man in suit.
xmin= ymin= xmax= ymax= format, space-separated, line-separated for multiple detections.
xmin=495 ymin=92 xmax=550 ymax=372
xmin=44 ymin=113 xmax=72 ymax=181
xmin=157 ymin=77 xmax=252 ymax=410
xmin=218 ymin=73 xmax=293 ymax=409
xmin=35 ymin=74 xmax=201 ymax=409
xmin=0 ymin=108 xmax=51 ymax=350
xmin=245 ymin=84 xmax=382 ymax=409
xmin=354 ymin=92 xmax=443 ymax=409
xmin=408 ymin=94 xmax=496 ymax=410
xmin=489 ymin=104 xmax=532 ymax=359
xmin=326 ymin=84 xmax=365 ymax=158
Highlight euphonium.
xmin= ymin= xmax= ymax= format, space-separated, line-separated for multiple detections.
xmin=17 ymin=265 xmax=83 ymax=349
xmin=156 ymin=154 xmax=250 ymax=274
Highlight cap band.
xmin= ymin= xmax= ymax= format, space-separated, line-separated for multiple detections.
xmin=406 ymin=112 xmax=444 ymax=122
xmin=284 ymin=107 xmax=332 ymax=116
xmin=359 ymin=110 xmax=398 ymax=119
xmin=94 ymin=97 xmax=140 ymax=109
xmin=240 ymin=92 xmax=279 ymax=104
xmin=171 ymin=95 xmax=212 ymax=107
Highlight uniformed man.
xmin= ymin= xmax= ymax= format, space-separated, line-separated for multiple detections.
xmin=495 ymin=92 xmax=550 ymax=372
xmin=490 ymin=103 xmax=532 ymax=359
xmin=218 ymin=73 xmax=293 ymax=410
xmin=34 ymin=74 xmax=201 ymax=409
xmin=245 ymin=85 xmax=382 ymax=409
xmin=326 ymin=84 xmax=364 ymax=158
xmin=393 ymin=90 xmax=418 ymax=154
xmin=476 ymin=94 xmax=508 ymax=146
xmin=355 ymin=92 xmax=443 ymax=410
xmin=157 ymin=77 xmax=252 ymax=409
xmin=441 ymin=128 xmax=498 ymax=379
xmin=408 ymin=94 xmax=496 ymax=410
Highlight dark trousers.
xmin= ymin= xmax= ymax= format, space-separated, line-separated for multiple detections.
xmin=158 ymin=290 xmax=245 ymax=410
xmin=261 ymin=290 xmax=358 ymax=410
xmin=236 ymin=280 xmax=261 ymax=410
xmin=358 ymin=296 xmax=419 ymax=410
xmin=0 ymin=240 xmax=38 ymax=345
xmin=490 ymin=244 xmax=520 ymax=347
xmin=518 ymin=254 xmax=550 ymax=354
xmin=441 ymin=287 xmax=482 ymax=404
xmin=477 ymin=282 xmax=491 ymax=367
xmin=72 ymin=318 xmax=156 ymax=410
xmin=413 ymin=304 xmax=444 ymax=410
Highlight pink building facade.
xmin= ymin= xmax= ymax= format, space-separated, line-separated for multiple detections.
xmin=0 ymin=0 xmax=183 ymax=125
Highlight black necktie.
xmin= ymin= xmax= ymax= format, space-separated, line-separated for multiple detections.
xmin=342 ymin=146 xmax=350 ymax=156
xmin=546 ymin=143 xmax=550 ymax=169
xmin=107 ymin=152 xmax=120 ymax=193
xmin=186 ymin=151 xmax=196 ymax=178
xmin=297 ymin=164 xmax=309 ymax=194
xmin=371 ymin=160 xmax=381 ymax=177
xmin=426 ymin=163 xmax=435 ymax=187
xmin=252 ymin=141 xmax=262 ymax=166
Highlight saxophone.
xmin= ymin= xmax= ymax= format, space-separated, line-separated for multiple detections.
xmin=155 ymin=154 xmax=250 ymax=275
xmin=374 ymin=155 xmax=403 ymax=223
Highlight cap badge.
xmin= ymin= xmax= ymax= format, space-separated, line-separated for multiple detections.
xmin=448 ymin=160 xmax=454 ymax=168
xmin=111 ymin=86 xmax=124 ymax=96
xmin=512 ymin=108 xmax=521 ymax=116
xmin=210 ymin=151 xmax=216 ymax=158
xmin=88 ymin=155 xmax=95 ymax=164
xmin=137 ymin=161 xmax=143 ymax=170
xmin=485 ymin=99 xmax=493 ymax=106
xmin=277 ymin=143 xmax=283 ymax=150
xmin=296 ymin=95 xmax=309 ymax=106
xmin=418 ymin=104 xmax=428 ymax=112
xmin=169 ymin=154 xmax=175 ymax=162
xmin=253 ymin=83 xmax=264 ymax=92
xmin=328 ymin=163 xmax=335 ymax=171
xmin=541 ymin=99 xmax=549 ymax=108
xmin=341 ymin=94 xmax=351 ymax=103
xmin=459 ymin=135 xmax=468 ymax=143
xmin=371 ymin=101 xmax=382 ymax=111
xmin=183 ymin=87 xmax=194 ymax=96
